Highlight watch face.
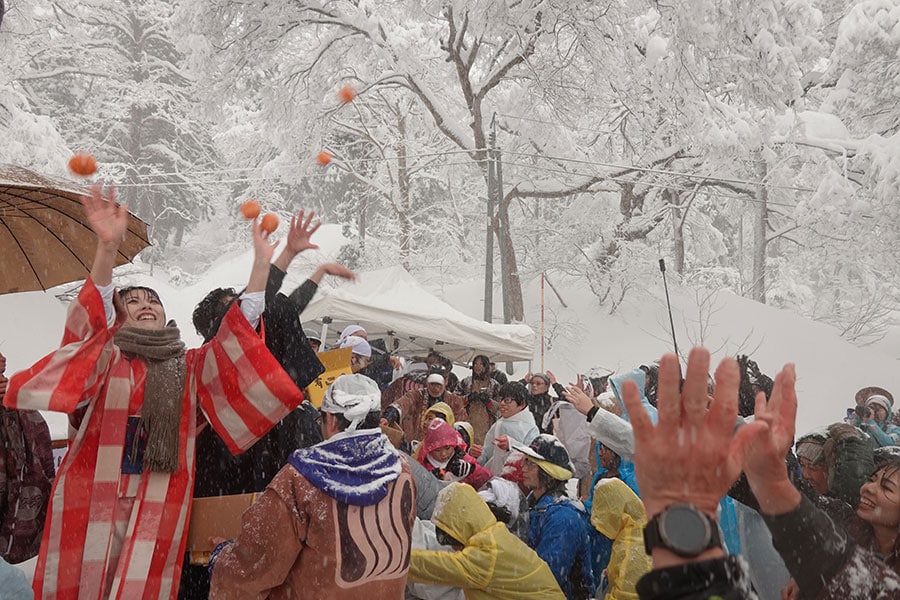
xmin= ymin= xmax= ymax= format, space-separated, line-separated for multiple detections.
xmin=660 ymin=505 xmax=712 ymax=555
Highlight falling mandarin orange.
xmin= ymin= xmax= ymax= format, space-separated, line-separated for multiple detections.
xmin=240 ymin=199 xmax=261 ymax=219
xmin=338 ymin=84 xmax=357 ymax=104
xmin=316 ymin=151 xmax=332 ymax=166
xmin=68 ymin=152 xmax=97 ymax=176
xmin=260 ymin=213 xmax=279 ymax=234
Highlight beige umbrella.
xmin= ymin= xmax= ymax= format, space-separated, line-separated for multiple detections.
xmin=0 ymin=164 xmax=150 ymax=294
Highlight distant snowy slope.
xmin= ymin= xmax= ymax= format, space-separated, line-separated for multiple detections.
xmin=2 ymin=233 xmax=899 ymax=440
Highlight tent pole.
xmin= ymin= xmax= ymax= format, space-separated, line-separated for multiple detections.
xmin=320 ymin=316 xmax=332 ymax=352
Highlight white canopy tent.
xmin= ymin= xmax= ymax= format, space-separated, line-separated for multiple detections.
xmin=301 ymin=266 xmax=536 ymax=364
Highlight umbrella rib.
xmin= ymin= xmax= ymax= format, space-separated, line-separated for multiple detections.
xmin=3 ymin=187 xmax=95 ymax=272
xmin=0 ymin=213 xmax=45 ymax=290
xmin=3 ymin=186 xmax=148 ymax=269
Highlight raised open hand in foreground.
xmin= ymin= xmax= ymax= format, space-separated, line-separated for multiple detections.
xmin=622 ymin=347 xmax=766 ymax=520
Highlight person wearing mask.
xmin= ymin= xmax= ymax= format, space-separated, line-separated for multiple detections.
xmin=208 ymin=374 xmax=415 ymax=599
xmin=516 ymin=435 xmax=595 ymax=600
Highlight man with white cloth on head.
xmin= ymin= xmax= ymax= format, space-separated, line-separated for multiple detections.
xmin=209 ymin=374 xmax=416 ymax=599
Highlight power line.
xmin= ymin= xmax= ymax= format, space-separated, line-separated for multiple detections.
xmin=107 ymin=145 xmax=865 ymax=202
xmin=500 ymin=149 xmax=820 ymax=194
xmin=499 ymin=159 xmax=798 ymax=208
xmin=112 ymin=160 xmax=483 ymax=188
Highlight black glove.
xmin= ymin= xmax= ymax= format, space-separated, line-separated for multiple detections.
xmin=445 ymin=450 xmax=474 ymax=479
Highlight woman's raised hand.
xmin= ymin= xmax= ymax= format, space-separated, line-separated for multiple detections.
xmin=81 ymin=184 xmax=128 ymax=248
xmin=81 ymin=184 xmax=129 ymax=286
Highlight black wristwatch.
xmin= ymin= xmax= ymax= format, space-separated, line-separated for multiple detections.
xmin=643 ymin=503 xmax=723 ymax=557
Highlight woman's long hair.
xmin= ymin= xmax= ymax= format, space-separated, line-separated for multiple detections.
xmin=846 ymin=451 xmax=900 ymax=572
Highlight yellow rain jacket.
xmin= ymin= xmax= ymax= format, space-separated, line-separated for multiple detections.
xmin=409 ymin=482 xmax=565 ymax=600
xmin=590 ymin=478 xmax=652 ymax=600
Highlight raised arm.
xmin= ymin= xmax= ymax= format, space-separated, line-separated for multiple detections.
xmin=245 ymin=217 xmax=278 ymax=294
xmin=81 ymin=184 xmax=129 ymax=286
xmin=272 ymin=210 xmax=320 ymax=273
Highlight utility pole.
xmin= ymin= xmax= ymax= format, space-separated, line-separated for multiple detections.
xmin=484 ymin=121 xmax=496 ymax=323
xmin=492 ymin=117 xmax=514 ymax=375
xmin=492 ymin=117 xmax=511 ymax=327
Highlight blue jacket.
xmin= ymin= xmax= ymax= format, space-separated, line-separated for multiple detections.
xmin=527 ymin=494 xmax=596 ymax=599
xmin=846 ymin=404 xmax=900 ymax=447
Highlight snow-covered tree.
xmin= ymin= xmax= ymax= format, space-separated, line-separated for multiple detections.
xmin=16 ymin=0 xmax=225 ymax=249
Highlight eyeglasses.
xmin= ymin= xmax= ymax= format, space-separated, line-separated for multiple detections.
xmin=499 ymin=397 xmax=518 ymax=404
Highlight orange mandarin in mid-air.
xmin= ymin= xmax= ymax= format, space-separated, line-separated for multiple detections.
xmin=338 ymin=84 xmax=357 ymax=104
xmin=240 ymin=199 xmax=261 ymax=219
xmin=68 ymin=152 xmax=98 ymax=176
xmin=260 ymin=213 xmax=279 ymax=234
xmin=316 ymin=151 xmax=333 ymax=166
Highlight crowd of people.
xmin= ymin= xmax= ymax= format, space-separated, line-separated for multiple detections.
xmin=0 ymin=184 xmax=899 ymax=599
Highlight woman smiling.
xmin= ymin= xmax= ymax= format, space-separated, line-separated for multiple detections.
xmin=849 ymin=449 xmax=900 ymax=570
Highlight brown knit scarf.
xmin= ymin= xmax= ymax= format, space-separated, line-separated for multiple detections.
xmin=114 ymin=323 xmax=187 ymax=473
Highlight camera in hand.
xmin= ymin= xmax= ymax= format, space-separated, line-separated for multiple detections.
xmin=855 ymin=405 xmax=872 ymax=420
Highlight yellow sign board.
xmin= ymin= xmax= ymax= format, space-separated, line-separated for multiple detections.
xmin=305 ymin=347 xmax=354 ymax=407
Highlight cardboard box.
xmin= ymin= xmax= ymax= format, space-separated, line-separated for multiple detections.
xmin=186 ymin=493 xmax=258 ymax=563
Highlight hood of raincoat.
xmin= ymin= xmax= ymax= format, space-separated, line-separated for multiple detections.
xmin=424 ymin=401 xmax=455 ymax=426
xmin=589 ymin=478 xmax=651 ymax=599
xmin=590 ymin=478 xmax=647 ymax=538
xmin=289 ymin=430 xmax=402 ymax=506
xmin=431 ymin=481 xmax=497 ymax=544
xmin=418 ymin=419 xmax=465 ymax=468
xmin=609 ymin=368 xmax=658 ymax=424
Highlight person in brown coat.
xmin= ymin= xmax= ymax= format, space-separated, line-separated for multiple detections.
xmin=209 ymin=374 xmax=416 ymax=599
xmin=457 ymin=355 xmax=500 ymax=447
xmin=384 ymin=365 xmax=468 ymax=452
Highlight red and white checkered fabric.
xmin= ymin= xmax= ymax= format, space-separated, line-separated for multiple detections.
xmin=5 ymin=279 xmax=303 ymax=599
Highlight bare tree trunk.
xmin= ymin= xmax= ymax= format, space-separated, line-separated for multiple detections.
xmin=751 ymin=152 xmax=768 ymax=303
xmin=397 ymin=115 xmax=411 ymax=269
xmin=359 ymin=196 xmax=367 ymax=250
xmin=495 ymin=150 xmax=524 ymax=321
xmin=670 ymin=189 xmax=685 ymax=274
